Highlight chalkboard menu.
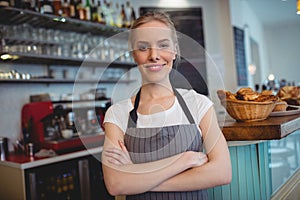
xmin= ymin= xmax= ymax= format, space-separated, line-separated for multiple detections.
xmin=139 ymin=7 xmax=208 ymax=95
xmin=233 ymin=26 xmax=248 ymax=86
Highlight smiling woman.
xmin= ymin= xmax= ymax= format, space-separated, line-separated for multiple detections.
xmin=101 ymin=11 xmax=231 ymax=200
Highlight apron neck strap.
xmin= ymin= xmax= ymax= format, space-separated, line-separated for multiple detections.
xmin=128 ymin=87 xmax=195 ymax=128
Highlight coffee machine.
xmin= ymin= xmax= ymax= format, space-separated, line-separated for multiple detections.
xmin=21 ymin=100 xmax=111 ymax=153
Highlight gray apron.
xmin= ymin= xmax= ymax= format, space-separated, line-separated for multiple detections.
xmin=124 ymin=88 xmax=208 ymax=200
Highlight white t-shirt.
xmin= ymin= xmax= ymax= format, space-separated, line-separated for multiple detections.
xmin=103 ymin=88 xmax=213 ymax=134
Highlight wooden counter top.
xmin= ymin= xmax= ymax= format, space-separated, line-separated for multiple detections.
xmin=221 ymin=114 xmax=300 ymax=141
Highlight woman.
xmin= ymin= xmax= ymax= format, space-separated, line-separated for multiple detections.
xmin=102 ymin=11 xmax=231 ymax=199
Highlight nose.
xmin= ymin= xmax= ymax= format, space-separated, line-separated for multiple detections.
xmin=149 ymin=48 xmax=160 ymax=61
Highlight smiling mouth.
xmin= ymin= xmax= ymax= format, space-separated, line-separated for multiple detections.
xmin=144 ymin=64 xmax=166 ymax=71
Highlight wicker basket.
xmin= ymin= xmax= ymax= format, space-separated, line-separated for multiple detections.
xmin=221 ymin=99 xmax=276 ymax=122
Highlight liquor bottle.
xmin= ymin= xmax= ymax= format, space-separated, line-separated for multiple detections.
xmin=85 ymin=0 xmax=91 ymax=21
xmin=29 ymin=0 xmax=38 ymax=11
xmin=76 ymin=0 xmax=85 ymax=20
xmin=114 ymin=3 xmax=121 ymax=27
xmin=95 ymin=0 xmax=105 ymax=24
xmin=61 ymin=0 xmax=70 ymax=17
xmin=101 ymin=0 xmax=109 ymax=25
xmin=91 ymin=0 xmax=98 ymax=22
xmin=33 ymin=0 xmax=40 ymax=12
xmin=52 ymin=0 xmax=62 ymax=16
xmin=130 ymin=6 xmax=136 ymax=27
xmin=120 ymin=4 xmax=126 ymax=28
xmin=125 ymin=1 xmax=131 ymax=28
xmin=104 ymin=0 xmax=113 ymax=26
xmin=40 ymin=0 xmax=54 ymax=14
xmin=69 ymin=0 xmax=78 ymax=18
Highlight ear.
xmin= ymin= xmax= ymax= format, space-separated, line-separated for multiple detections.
xmin=172 ymin=44 xmax=178 ymax=60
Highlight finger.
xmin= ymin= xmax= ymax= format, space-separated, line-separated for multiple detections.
xmin=105 ymin=148 xmax=123 ymax=155
xmin=104 ymin=150 xmax=130 ymax=165
xmin=199 ymin=154 xmax=208 ymax=165
xmin=104 ymin=150 xmax=122 ymax=160
xmin=117 ymin=141 xmax=133 ymax=164
xmin=107 ymin=158 xmax=122 ymax=166
xmin=118 ymin=140 xmax=129 ymax=153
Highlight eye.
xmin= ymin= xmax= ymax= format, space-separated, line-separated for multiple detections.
xmin=137 ymin=43 xmax=149 ymax=51
xmin=158 ymin=41 xmax=170 ymax=49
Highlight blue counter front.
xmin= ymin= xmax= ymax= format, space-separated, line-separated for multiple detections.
xmin=209 ymin=115 xmax=300 ymax=200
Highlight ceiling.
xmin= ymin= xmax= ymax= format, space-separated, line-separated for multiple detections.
xmin=246 ymin=0 xmax=300 ymax=26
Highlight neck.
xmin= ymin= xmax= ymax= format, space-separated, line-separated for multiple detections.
xmin=140 ymin=82 xmax=174 ymax=99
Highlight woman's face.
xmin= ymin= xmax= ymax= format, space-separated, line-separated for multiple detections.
xmin=131 ymin=20 xmax=177 ymax=85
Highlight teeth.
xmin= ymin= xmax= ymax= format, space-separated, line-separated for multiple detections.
xmin=149 ymin=66 xmax=161 ymax=68
xmin=146 ymin=65 xmax=162 ymax=68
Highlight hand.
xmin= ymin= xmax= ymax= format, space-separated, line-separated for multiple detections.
xmin=104 ymin=140 xmax=133 ymax=166
xmin=184 ymin=151 xmax=208 ymax=168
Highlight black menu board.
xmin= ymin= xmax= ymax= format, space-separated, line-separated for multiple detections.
xmin=233 ymin=26 xmax=248 ymax=86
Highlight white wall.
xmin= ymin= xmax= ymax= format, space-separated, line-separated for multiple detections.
xmin=265 ymin=22 xmax=300 ymax=85
xmin=0 ymin=0 xmax=237 ymax=149
xmin=229 ymin=0 xmax=300 ymax=87
xmin=229 ymin=0 xmax=269 ymax=88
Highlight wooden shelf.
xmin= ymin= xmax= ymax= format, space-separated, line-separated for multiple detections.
xmin=0 ymin=7 xmax=135 ymax=84
xmin=0 ymin=7 xmax=127 ymax=36
xmin=0 ymin=52 xmax=135 ymax=68
xmin=0 ymin=78 xmax=135 ymax=84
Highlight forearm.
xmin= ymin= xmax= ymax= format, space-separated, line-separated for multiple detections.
xmin=151 ymin=158 xmax=231 ymax=192
xmin=103 ymin=152 xmax=197 ymax=195
xmin=152 ymin=132 xmax=232 ymax=192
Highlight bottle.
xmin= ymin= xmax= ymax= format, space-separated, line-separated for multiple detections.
xmin=77 ymin=0 xmax=85 ymax=20
xmin=69 ymin=0 xmax=78 ymax=18
xmin=33 ymin=0 xmax=40 ymax=11
xmin=104 ymin=0 xmax=113 ymax=26
xmin=85 ymin=0 xmax=91 ymax=21
xmin=61 ymin=0 xmax=70 ymax=17
xmin=90 ymin=0 xmax=98 ymax=22
xmin=0 ymin=137 xmax=9 ymax=161
xmin=114 ymin=3 xmax=121 ymax=27
xmin=53 ymin=115 xmax=60 ymax=139
xmin=30 ymin=0 xmax=38 ymax=11
xmin=66 ymin=112 xmax=76 ymax=133
xmin=120 ymin=4 xmax=126 ymax=28
xmin=52 ymin=0 xmax=62 ymax=16
xmin=125 ymin=1 xmax=131 ymax=28
xmin=95 ymin=0 xmax=105 ymax=24
xmin=130 ymin=6 xmax=136 ymax=27
xmin=101 ymin=0 xmax=109 ymax=25
xmin=40 ymin=0 xmax=54 ymax=14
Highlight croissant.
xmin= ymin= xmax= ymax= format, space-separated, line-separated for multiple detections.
xmin=217 ymin=87 xmax=277 ymax=103
xmin=277 ymin=86 xmax=300 ymax=100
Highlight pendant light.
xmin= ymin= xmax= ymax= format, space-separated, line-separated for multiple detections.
xmin=297 ymin=0 xmax=300 ymax=15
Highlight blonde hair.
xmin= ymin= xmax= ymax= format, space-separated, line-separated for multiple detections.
xmin=129 ymin=11 xmax=180 ymax=67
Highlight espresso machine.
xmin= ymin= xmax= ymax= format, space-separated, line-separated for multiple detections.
xmin=21 ymin=100 xmax=111 ymax=153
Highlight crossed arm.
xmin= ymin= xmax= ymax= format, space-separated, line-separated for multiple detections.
xmin=101 ymin=106 xmax=232 ymax=196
